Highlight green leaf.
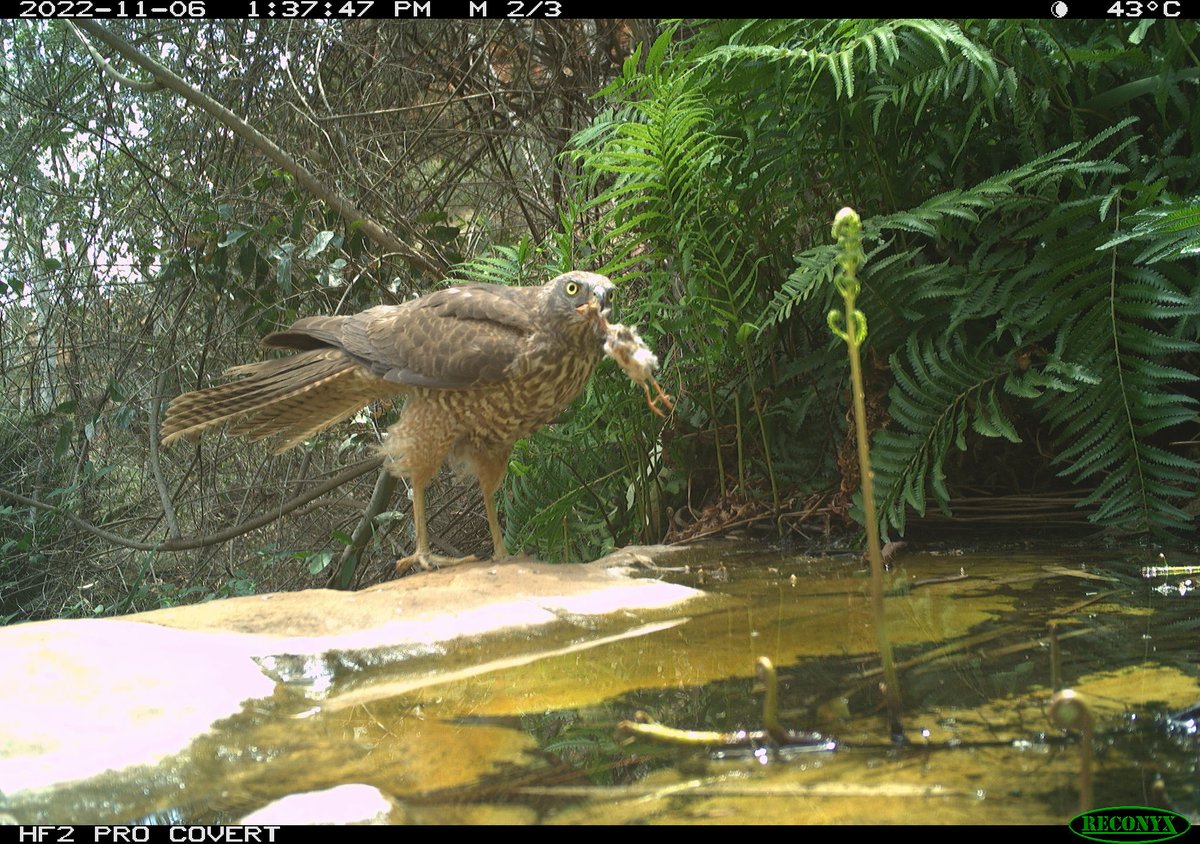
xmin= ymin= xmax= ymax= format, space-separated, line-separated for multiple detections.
xmin=307 ymin=550 xmax=334 ymax=575
xmin=302 ymin=230 xmax=336 ymax=259
xmin=54 ymin=422 xmax=72 ymax=460
xmin=219 ymin=229 xmax=249 ymax=248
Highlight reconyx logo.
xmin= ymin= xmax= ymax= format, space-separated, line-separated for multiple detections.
xmin=1069 ymin=806 xmax=1191 ymax=843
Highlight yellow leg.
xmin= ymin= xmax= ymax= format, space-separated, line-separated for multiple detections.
xmin=395 ymin=470 xmax=478 ymax=573
xmin=410 ymin=474 xmax=431 ymax=559
xmin=385 ymin=412 xmax=481 ymax=575
xmin=474 ymin=452 xmax=511 ymax=561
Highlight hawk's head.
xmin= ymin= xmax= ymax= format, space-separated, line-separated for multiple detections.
xmin=545 ymin=272 xmax=614 ymax=336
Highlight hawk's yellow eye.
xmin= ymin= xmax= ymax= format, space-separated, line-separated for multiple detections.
xmin=564 ymin=281 xmax=580 ymax=297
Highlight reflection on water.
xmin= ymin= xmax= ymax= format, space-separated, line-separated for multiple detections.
xmin=6 ymin=544 xmax=1198 ymax=824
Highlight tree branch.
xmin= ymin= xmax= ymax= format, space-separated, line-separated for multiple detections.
xmin=0 ymin=456 xmax=384 ymax=553
xmin=332 ymin=466 xmax=399 ymax=589
xmin=148 ymin=370 xmax=182 ymax=540
xmin=69 ymin=21 xmax=446 ymax=280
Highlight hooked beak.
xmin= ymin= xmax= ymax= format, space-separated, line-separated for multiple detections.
xmin=575 ymin=285 xmax=613 ymax=325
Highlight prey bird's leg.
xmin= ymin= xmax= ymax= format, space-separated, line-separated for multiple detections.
xmin=640 ymin=382 xmax=663 ymax=417
xmin=641 ymin=377 xmax=675 ymax=417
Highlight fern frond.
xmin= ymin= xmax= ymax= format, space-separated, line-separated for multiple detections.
xmin=1038 ymin=255 xmax=1200 ymax=533
xmin=872 ymin=336 xmax=1021 ymax=536
xmin=1099 ymin=196 xmax=1200 ymax=264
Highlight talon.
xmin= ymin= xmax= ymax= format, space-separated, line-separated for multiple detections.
xmin=395 ymin=552 xmax=482 ymax=575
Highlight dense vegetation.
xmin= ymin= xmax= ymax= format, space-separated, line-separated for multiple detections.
xmin=2 ymin=20 xmax=1196 ymax=622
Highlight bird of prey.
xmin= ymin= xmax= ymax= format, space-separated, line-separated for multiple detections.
xmin=161 ymin=271 xmax=615 ymax=571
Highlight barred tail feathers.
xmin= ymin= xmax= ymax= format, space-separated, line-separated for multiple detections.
xmin=160 ymin=348 xmax=386 ymax=453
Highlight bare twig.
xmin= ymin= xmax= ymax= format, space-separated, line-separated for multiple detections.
xmin=69 ymin=21 xmax=445 ymax=280
xmin=148 ymin=370 xmax=181 ymax=540
xmin=0 ymin=456 xmax=384 ymax=552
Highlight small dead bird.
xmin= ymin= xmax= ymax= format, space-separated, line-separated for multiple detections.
xmin=603 ymin=322 xmax=674 ymax=417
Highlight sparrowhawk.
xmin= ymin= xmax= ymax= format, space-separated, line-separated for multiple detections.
xmin=161 ymin=271 xmax=615 ymax=571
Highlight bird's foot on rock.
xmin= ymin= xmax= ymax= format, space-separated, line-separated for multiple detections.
xmin=395 ymin=552 xmax=482 ymax=576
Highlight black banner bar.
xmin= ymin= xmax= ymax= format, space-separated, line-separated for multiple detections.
xmin=8 ymin=2 xmax=1199 ymax=20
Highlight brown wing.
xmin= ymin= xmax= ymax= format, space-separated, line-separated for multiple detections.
xmin=162 ymin=282 xmax=548 ymax=452
xmin=265 ymin=283 xmax=544 ymax=389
